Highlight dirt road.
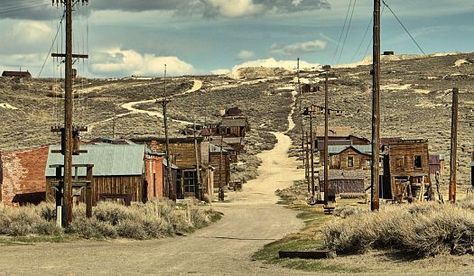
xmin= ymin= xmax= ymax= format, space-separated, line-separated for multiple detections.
xmin=0 ymin=85 xmax=306 ymax=275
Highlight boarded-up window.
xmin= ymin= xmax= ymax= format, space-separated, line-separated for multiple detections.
xmin=348 ymin=156 xmax=354 ymax=167
xmin=414 ymin=156 xmax=422 ymax=169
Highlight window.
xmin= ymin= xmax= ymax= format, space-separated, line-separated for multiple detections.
xmin=396 ymin=157 xmax=405 ymax=168
xmin=183 ymin=171 xmax=197 ymax=193
xmin=414 ymin=156 xmax=422 ymax=169
xmin=348 ymin=156 xmax=354 ymax=167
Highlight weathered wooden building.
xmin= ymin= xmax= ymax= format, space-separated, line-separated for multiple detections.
xmin=319 ymin=170 xmax=365 ymax=195
xmin=315 ymin=127 xmax=370 ymax=155
xmin=301 ymin=83 xmax=320 ymax=93
xmin=429 ymin=154 xmax=445 ymax=175
xmin=131 ymin=137 xmax=213 ymax=200
xmin=1 ymin=70 xmax=32 ymax=78
xmin=209 ymin=143 xmax=230 ymax=188
xmin=45 ymin=143 xmax=171 ymax=205
xmin=327 ymin=145 xmax=371 ymax=170
xmin=381 ymin=139 xmax=431 ymax=202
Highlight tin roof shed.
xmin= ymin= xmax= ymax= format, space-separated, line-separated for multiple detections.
xmin=45 ymin=143 xmax=146 ymax=177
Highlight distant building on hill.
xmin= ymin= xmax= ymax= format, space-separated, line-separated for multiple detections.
xmin=2 ymin=70 xmax=32 ymax=79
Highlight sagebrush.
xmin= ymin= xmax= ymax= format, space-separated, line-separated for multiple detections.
xmin=323 ymin=198 xmax=474 ymax=258
xmin=0 ymin=199 xmax=221 ymax=240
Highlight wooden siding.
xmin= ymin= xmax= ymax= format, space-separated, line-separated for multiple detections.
xmin=320 ymin=179 xmax=364 ymax=194
xmin=209 ymin=153 xmax=230 ymax=188
xmin=46 ymin=175 xmax=145 ymax=205
xmin=328 ymin=148 xmax=370 ymax=170
xmin=152 ymin=142 xmax=201 ymax=169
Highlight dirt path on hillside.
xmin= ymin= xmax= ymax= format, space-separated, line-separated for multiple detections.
xmin=87 ymin=80 xmax=203 ymax=133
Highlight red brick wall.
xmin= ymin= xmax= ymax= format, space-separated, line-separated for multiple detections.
xmin=0 ymin=146 xmax=49 ymax=205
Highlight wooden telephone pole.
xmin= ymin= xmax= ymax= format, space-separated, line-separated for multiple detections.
xmin=371 ymin=0 xmax=381 ymax=211
xmin=158 ymin=65 xmax=176 ymax=201
xmin=193 ymin=121 xmax=203 ymax=200
xmin=323 ymin=68 xmax=330 ymax=205
xmin=449 ymin=88 xmax=459 ymax=203
xmin=51 ymin=0 xmax=89 ymax=227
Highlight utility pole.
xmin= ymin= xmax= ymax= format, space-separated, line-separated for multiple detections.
xmin=51 ymin=0 xmax=89 ymax=227
xmin=305 ymin=131 xmax=310 ymax=193
xmin=323 ymin=68 xmax=330 ymax=205
xmin=303 ymin=107 xmax=317 ymax=199
xmin=298 ymin=58 xmax=306 ymax=174
xmin=449 ymin=88 xmax=459 ymax=203
xmin=371 ymin=0 xmax=381 ymax=211
xmin=158 ymin=65 xmax=176 ymax=201
xmin=193 ymin=121 xmax=202 ymax=200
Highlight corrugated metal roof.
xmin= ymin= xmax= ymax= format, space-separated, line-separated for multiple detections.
xmin=45 ymin=143 xmax=146 ymax=177
xmin=471 ymin=161 xmax=474 ymax=167
xmin=328 ymin=145 xmax=372 ymax=155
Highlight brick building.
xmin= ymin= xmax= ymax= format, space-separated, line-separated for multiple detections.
xmin=0 ymin=146 xmax=49 ymax=205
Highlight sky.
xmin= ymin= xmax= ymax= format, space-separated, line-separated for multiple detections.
xmin=0 ymin=0 xmax=473 ymax=78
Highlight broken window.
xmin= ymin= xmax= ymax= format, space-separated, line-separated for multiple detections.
xmin=348 ymin=156 xmax=354 ymax=167
xmin=414 ymin=155 xmax=422 ymax=169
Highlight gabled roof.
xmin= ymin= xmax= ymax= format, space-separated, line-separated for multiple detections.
xmin=45 ymin=143 xmax=146 ymax=177
xmin=328 ymin=145 xmax=372 ymax=156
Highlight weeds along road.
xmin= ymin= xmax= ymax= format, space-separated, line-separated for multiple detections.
xmin=0 ymin=89 xmax=308 ymax=275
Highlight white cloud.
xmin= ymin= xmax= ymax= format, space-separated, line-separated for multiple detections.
xmin=271 ymin=39 xmax=327 ymax=56
xmin=237 ymin=50 xmax=255 ymax=60
xmin=211 ymin=68 xmax=231 ymax=75
xmin=202 ymin=0 xmax=264 ymax=17
xmin=90 ymin=48 xmax=194 ymax=77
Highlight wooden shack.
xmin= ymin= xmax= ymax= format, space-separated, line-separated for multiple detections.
xmin=327 ymin=145 xmax=371 ymax=170
xmin=319 ymin=170 xmax=365 ymax=195
xmin=45 ymin=143 xmax=170 ymax=205
xmin=2 ymin=70 xmax=32 ymax=78
xmin=381 ymin=139 xmax=431 ymax=202
xmin=209 ymin=143 xmax=230 ymax=188
xmin=131 ymin=137 xmax=213 ymax=200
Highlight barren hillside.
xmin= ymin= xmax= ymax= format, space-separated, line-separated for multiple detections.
xmin=0 ymin=53 xmax=472 ymax=183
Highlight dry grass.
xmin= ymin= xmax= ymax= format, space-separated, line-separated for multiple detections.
xmin=0 ymin=199 xmax=221 ymax=240
xmin=323 ymin=198 xmax=474 ymax=258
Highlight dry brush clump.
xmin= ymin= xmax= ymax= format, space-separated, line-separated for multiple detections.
xmin=0 ymin=199 xmax=221 ymax=240
xmin=323 ymin=199 xmax=474 ymax=258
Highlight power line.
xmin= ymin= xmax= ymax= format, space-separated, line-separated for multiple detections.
xmin=332 ymin=0 xmax=353 ymax=63
xmin=337 ymin=0 xmax=358 ymax=64
xmin=351 ymin=17 xmax=372 ymax=62
xmin=382 ymin=0 xmax=426 ymax=55
xmin=38 ymin=11 xmax=66 ymax=78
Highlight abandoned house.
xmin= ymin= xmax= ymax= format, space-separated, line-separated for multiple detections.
xmin=381 ymin=139 xmax=431 ymax=202
xmin=315 ymin=126 xmax=370 ymax=155
xmin=429 ymin=154 xmax=445 ymax=175
xmin=45 ymin=143 xmax=173 ymax=205
xmin=0 ymin=146 xmax=49 ymax=205
xmin=1 ymin=70 xmax=32 ymax=79
xmin=327 ymin=145 xmax=372 ymax=170
xmin=301 ymin=83 xmax=320 ymax=93
xmin=131 ymin=137 xmax=214 ymax=200
xmin=319 ymin=169 xmax=365 ymax=195
xmin=223 ymin=107 xmax=243 ymax=117
xmin=209 ymin=143 xmax=230 ymax=188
